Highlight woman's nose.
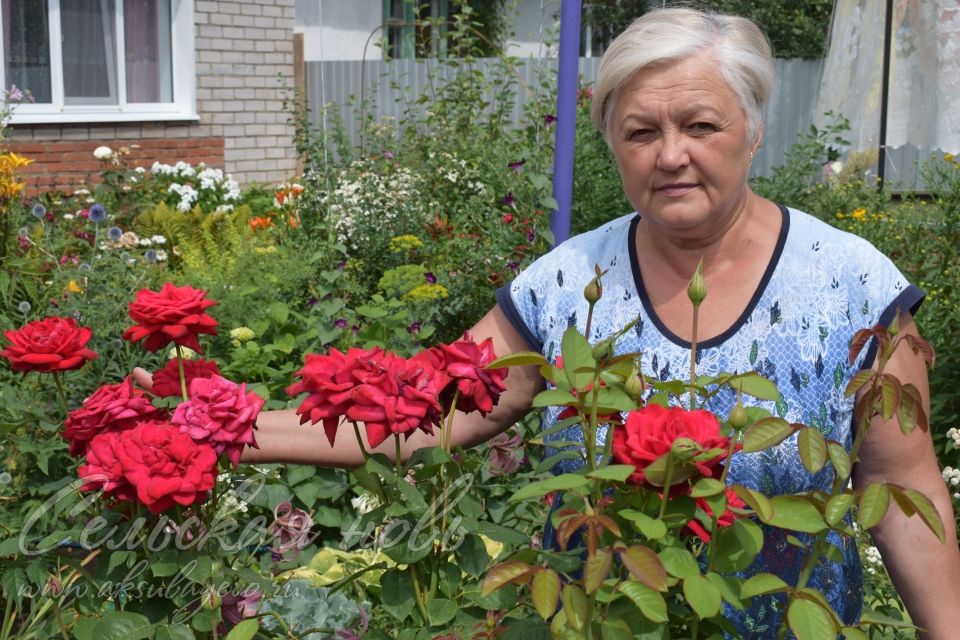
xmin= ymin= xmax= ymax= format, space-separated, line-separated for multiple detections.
xmin=656 ymin=134 xmax=689 ymax=171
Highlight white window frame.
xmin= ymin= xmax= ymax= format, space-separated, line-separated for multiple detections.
xmin=2 ymin=0 xmax=197 ymax=124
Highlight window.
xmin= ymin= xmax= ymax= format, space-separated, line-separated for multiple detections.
xmin=1 ymin=0 xmax=195 ymax=124
xmin=384 ymin=0 xmax=451 ymax=59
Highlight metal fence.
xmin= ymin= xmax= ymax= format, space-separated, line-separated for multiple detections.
xmin=305 ymin=57 xmax=928 ymax=189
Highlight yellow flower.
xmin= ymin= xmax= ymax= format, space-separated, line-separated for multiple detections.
xmin=168 ymin=345 xmax=198 ymax=360
xmin=389 ymin=234 xmax=423 ymax=253
xmin=405 ymin=283 xmax=449 ymax=302
xmin=66 ymin=279 xmax=84 ymax=294
xmin=851 ymin=208 xmax=868 ymax=221
xmin=946 ymin=153 xmax=955 ymax=163
xmin=230 ymin=327 xmax=256 ymax=347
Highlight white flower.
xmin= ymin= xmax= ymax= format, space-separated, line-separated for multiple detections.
xmin=63 ymin=213 xmax=74 ymax=220
xmin=93 ymin=146 xmax=113 ymax=160
xmin=155 ymin=250 xmax=168 ymax=262
xmin=150 ymin=235 xmax=167 ymax=244
xmin=73 ymin=188 xmax=90 ymax=196
xmin=351 ymin=493 xmax=378 ymax=515
xmin=135 ymin=166 xmax=146 ymax=174
xmin=139 ymin=238 xmax=153 ymax=246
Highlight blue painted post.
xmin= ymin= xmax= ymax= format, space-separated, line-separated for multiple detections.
xmin=550 ymin=0 xmax=582 ymax=246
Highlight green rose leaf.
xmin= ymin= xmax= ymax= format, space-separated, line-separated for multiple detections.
xmin=584 ymin=548 xmax=613 ymax=594
xmin=586 ymin=465 xmax=635 ymax=483
xmin=731 ymin=373 xmax=780 ymax=401
xmin=619 ymin=509 xmax=668 ymax=540
xmin=531 ymin=568 xmax=561 ymax=620
xmin=619 ymin=545 xmax=668 ymax=591
xmin=427 ymin=598 xmax=457 ymax=626
xmin=730 ymin=485 xmax=773 ymax=521
xmin=690 ymin=477 xmax=726 ymax=498
xmin=797 ymin=427 xmax=827 ymax=473
xmin=857 ymin=483 xmax=891 ymax=530
xmin=531 ymin=388 xmax=576 ymax=408
xmin=618 ymin=580 xmax=668 ymax=623
xmin=658 ymin=546 xmax=700 ymax=579
xmin=489 ymin=351 xmax=551 ymax=368
xmin=454 ymin=534 xmax=489 ymax=578
xmin=224 ymin=619 xmax=259 ymax=640
xmin=600 ymin=618 xmax=633 ymax=640
xmin=683 ymin=573 xmax=722 ymax=619
xmin=827 ymin=442 xmax=852 ymax=481
xmin=840 ymin=627 xmax=869 ymax=640
xmin=154 ymin=624 xmax=196 ymax=640
xmin=561 ymin=327 xmax=596 ymax=390
xmin=382 ymin=568 xmax=417 ymax=620
xmin=743 ymin=417 xmax=798 ymax=453
xmin=787 ymin=598 xmax=838 ymax=640
xmin=765 ymin=496 xmax=827 ymax=533
xmin=482 ymin=561 xmax=534 ymax=595
xmin=92 ymin=611 xmax=154 ymax=640
xmin=509 ymin=474 xmax=590 ymax=502
xmin=562 ymin=584 xmax=589 ymax=631
xmin=706 ymin=572 xmax=745 ymax=610
xmin=824 ymin=493 xmax=856 ymax=527
xmin=740 ymin=573 xmax=790 ymax=598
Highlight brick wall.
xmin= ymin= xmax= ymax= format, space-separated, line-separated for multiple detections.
xmin=8 ymin=0 xmax=297 ymax=194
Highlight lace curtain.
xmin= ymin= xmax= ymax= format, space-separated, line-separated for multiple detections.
xmin=816 ymin=0 xmax=960 ymax=153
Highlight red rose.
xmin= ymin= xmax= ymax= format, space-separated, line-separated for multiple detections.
xmin=63 ymin=377 xmax=166 ymax=456
xmin=611 ymin=404 xmax=733 ymax=494
xmin=113 ymin=420 xmax=218 ymax=514
xmin=1 ymin=316 xmax=98 ymax=373
xmin=502 ymin=213 xmax=514 ymax=224
xmin=152 ymin=358 xmax=221 ymax=398
xmin=685 ymin=488 xmax=747 ymax=542
xmin=435 ymin=332 xmax=507 ymax=415
xmin=123 ymin=283 xmax=218 ymax=353
xmin=346 ymin=349 xmax=442 ymax=449
xmin=170 ymin=374 xmax=263 ymax=466
xmin=78 ymin=431 xmax=137 ymax=503
xmin=286 ymin=348 xmax=366 ymax=446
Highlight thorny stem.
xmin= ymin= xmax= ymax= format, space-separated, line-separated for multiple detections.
xmin=689 ymin=305 xmax=700 ymax=409
xmin=175 ymin=345 xmax=188 ymax=402
xmin=52 ymin=372 xmax=69 ymax=415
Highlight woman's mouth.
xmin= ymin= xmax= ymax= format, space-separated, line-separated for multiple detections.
xmin=655 ymin=183 xmax=698 ymax=197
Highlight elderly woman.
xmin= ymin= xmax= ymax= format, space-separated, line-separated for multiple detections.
xmin=143 ymin=7 xmax=960 ymax=638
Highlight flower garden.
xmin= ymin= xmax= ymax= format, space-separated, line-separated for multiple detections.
xmin=1 ymin=55 xmax=960 ymax=640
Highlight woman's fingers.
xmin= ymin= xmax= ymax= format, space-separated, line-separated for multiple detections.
xmin=132 ymin=367 xmax=154 ymax=390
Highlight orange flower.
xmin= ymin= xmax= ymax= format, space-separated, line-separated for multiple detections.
xmin=288 ymin=215 xmax=300 ymax=229
xmin=248 ymin=216 xmax=273 ymax=230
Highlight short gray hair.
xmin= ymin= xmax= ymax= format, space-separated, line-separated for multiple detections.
xmin=591 ymin=8 xmax=774 ymax=145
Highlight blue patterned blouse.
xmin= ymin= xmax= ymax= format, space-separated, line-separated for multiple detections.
xmin=495 ymin=205 xmax=924 ymax=638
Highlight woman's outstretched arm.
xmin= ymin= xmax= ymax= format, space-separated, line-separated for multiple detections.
xmin=135 ymin=304 xmax=545 ymax=468
xmin=853 ymin=313 xmax=960 ymax=639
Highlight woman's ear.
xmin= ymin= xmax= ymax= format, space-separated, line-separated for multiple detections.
xmin=751 ymin=122 xmax=765 ymax=156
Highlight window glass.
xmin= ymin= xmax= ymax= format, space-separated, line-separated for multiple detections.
xmin=124 ymin=0 xmax=172 ymax=102
xmin=2 ymin=0 xmax=51 ymax=103
xmin=62 ymin=0 xmax=118 ymax=105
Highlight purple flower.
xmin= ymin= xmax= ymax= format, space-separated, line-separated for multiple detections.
xmin=337 ymin=260 xmax=347 ymax=270
xmin=488 ymin=430 xmax=524 ymax=476
xmin=526 ymin=230 xmax=536 ymax=242
xmin=31 ymin=203 xmax=46 ymax=219
xmin=424 ymin=272 xmax=437 ymax=284
xmin=88 ymin=203 xmax=106 ymax=223
xmin=544 ymin=114 xmax=557 ymax=125
xmin=220 ymin=587 xmax=262 ymax=629
xmin=383 ymin=151 xmax=394 ymax=160
xmin=407 ymin=321 xmax=421 ymax=335
xmin=307 ymin=297 xmax=319 ymax=306
xmin=107 ymin=226 xmax=123 ymax=241
xmin=500 ymin=192 xmax=516 ymax=208
xmin=145 ymin=249 xmax=158 ymax=262
xmin=507 ymin=261 xmax=519 ymax=272
xmin=507 ymin=159 xmax=526 ymax=173
xmin=268 ymin=501 xmax=314 ymax=557
xmin=7 ymin=85 xmax=22 ymax=102
xmin=334 ymin=318 xmax=347 ymax=329
xmin=336 ymin=606 xmax=369 ymax=640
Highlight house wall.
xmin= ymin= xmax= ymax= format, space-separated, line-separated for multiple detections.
xmin=294 ymin=0 xmax=561 ymax=61
xmin=9 ymin=0 xmax=298 ymax=195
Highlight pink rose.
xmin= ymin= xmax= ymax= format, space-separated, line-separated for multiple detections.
xmin=170 ymin=375 xmax=263 ymax=466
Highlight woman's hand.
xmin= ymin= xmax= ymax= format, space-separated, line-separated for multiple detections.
xmin=132 ymin=367 xmax=154 ymax=392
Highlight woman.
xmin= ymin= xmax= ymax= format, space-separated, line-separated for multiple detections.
xmin=139 ymin=7 xmax=960 ymax=638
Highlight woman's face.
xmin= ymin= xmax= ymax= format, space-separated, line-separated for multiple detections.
xmin=608 ymin=54 xmax=760 ymax=236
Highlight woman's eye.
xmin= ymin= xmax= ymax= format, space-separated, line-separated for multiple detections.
xmin=690 ymin=122 xmax=717 ymax=133
xmin=628 ymin=129 xmax=654 ymax=141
